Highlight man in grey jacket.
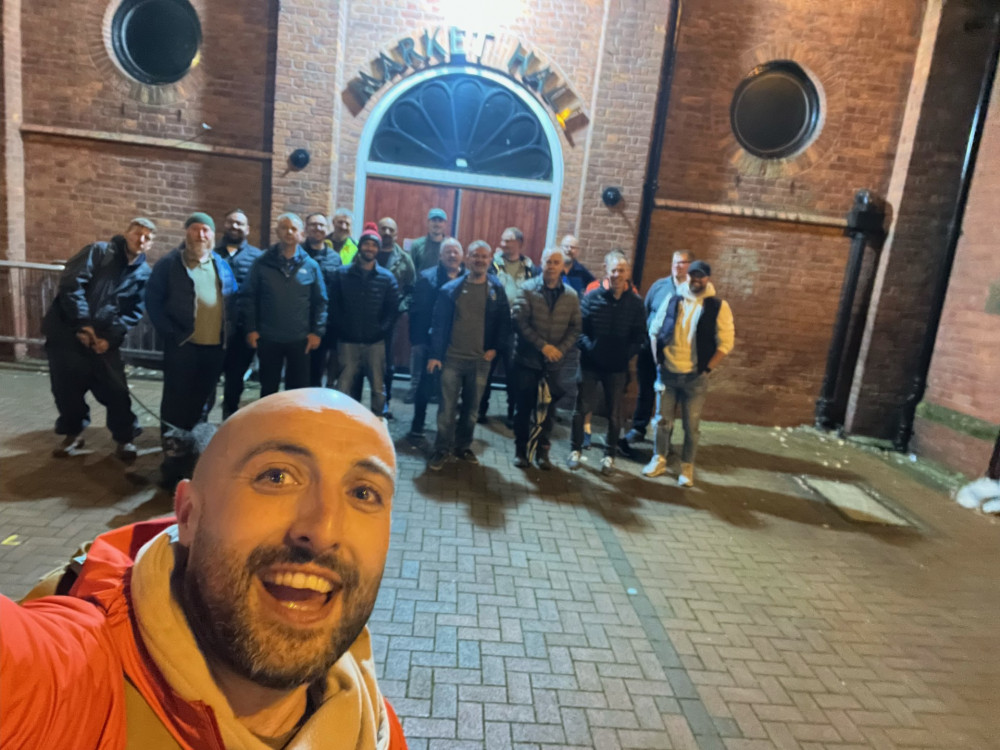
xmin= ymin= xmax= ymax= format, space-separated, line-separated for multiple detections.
xmin=510 ymin=246 xmax=581 ymax=469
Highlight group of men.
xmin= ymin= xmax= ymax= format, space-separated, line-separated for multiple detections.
xmin=402 ymin=226 xmax=735 ymax=487
xmin=41 ymin=206 xmax=734 ymax=488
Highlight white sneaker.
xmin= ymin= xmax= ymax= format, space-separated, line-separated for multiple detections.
xmin=566 ymin=450 xmax=581 ymax=470
xmin=678 ymin=462 xmax=695 ymax=487
xmin=642 ymin=455 xmax=668 ymax=477
xmin=600 ymin=456 xmax=614 ymax=476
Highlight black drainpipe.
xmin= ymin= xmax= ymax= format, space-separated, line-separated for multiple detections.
xmin=632 ymin=0 xmax=683 ymax=289
xmin=895 ymin=13 xmax=1000 ymax=452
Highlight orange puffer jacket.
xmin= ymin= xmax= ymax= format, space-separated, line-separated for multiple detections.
xmin=0 ymin=519 xmax=407 ymax=750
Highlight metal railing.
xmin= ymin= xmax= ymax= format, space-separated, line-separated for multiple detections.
xmin=0 ymin=260 xmax=163 ymax=364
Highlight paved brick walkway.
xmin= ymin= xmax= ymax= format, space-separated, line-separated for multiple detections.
xmin=1 ymin=362 xmax=997 ymax=749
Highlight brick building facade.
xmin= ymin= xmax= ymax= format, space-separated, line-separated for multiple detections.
xmin=1 ymin=0 xmax=997 ymax=476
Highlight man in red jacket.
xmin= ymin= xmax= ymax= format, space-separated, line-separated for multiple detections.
xmin=1 ymin=388 xmax=407 ymax=749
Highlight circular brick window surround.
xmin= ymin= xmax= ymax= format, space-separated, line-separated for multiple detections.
xmin=111 ymin=0 xmax=201 ymax=85
xmin=730 ymin=60 xmax=821 ymax=159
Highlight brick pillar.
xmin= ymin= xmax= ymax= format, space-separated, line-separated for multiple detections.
xmin=269 ymin=1 xmax=344 ymax=225
xmin=846 ymin=0 xmax=999 ymax=438
xmin=2 ymin=0 xmax=27 ymax=356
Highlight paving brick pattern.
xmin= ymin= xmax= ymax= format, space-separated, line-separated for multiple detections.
xmin=1 ymin=364 xmax=997 ymax=749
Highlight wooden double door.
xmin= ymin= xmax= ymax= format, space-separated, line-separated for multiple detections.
xmin=363 ymin=177 xmax=551 ymax=369
xmin=363 ymin=178 xmax=550 ymax=264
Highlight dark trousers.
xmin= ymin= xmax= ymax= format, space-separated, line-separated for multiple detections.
xmin=221 ymin=330 xmax=256 ymax=418
xmin=257 ymin=339 xmax=310 ymax=397
xmin=572 ymin=368 xmax=628 ymax=456
xmin=479 ymin=340 xmax=515 ymax=419
xmin=513 ymin=365 xmax=565 ymax=455
xmin=309 ymin=340 xmax=338 ymax=388
xmin=383 ymin=326 xmax=397 ymax=410
xmin=411 ymin=363 xmax=440 ymax=435
xmin=46 ymin=339 xmax=138 ymax=443
xmin=629 ymin=345 xmax=657 ymax=436
xmin=161 ymin=341 xmax=225 ymax=433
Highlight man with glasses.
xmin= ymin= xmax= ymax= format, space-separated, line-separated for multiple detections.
xmin=620 ymin=249 xmax=692 ymax=456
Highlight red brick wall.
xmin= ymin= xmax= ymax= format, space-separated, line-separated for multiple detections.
xmin=911 ymin=417 xmax=995 ymax=480
xmin=17 ymin=0 xmax=275 ymax=257
xmin=269 ymin=0 xmax=342 ymax=218
xmin=913 ymin=67 xmax=1000 ymax=474
xmin=1 ymin=0 xmax=24 ymax=264
xmin=573 ymin=0 xmax=665 ymax=267
xmin=658 ymin=0 xmax=923 ymax=214
xmin=922 ymin=72 xmax=1000 ymax=425
xmin=21 ymin=0 xmax=276 ymax=151
xmin=646 ymin=210 xmax=846 ymax=425
xmin=641 ymin=0 xmax=924 ymax=428
xmin=846 ymin=1 xmax=998 ymax=438
xmin=23 ymin=137 xmax=266 ymax=263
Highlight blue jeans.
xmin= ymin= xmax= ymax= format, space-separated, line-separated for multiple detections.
xmin=653 ymin=369 xmax=709 ymax=464
xmin=337 ymin=341 xmax=386 ymax=415
xmin=435 ymin=357 xmax=491 ymax=453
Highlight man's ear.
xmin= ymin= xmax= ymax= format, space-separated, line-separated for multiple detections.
xmin=174 ymin=479 xmax=199 ymax=545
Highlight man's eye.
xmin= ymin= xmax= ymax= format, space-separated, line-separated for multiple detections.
xmin=254 ymin=468 xmax=296 ymax=486
xmin=351 ymin=485 xmax=384 ymax=507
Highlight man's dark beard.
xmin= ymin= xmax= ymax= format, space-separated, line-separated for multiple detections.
xmin=223 ymin=231 xmax=244 ymax=245
xmin=173 ymin=538 xmax=380 ymax=690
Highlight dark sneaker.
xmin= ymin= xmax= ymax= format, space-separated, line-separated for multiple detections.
xmin=623 ymin=428 xmax=644 ymax=444
xmin=407 ymin=430 xmax=426 ymax=444
xmin=53 ymin=433 xmax=84 ymax=458
xmin=617 ymin=437 xmax=635 ymax=457
xmin=455 ymin=448 xmax=479 ymax=464
xmin=535 ymin=452 xmax=552 ymax=471
xmin=513 ymin=453 xmax=530 ymax=468
xmin=115 ymin=441 xmax=138 ymax=464
xmin=427 ymin=451 xmax=448 ymax=471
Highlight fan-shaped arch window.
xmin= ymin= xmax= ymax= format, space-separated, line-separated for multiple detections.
xmin=369 ymin=74 xmax=553 ymax=181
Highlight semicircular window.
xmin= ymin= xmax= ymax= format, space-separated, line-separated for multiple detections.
xmin=111 ymin=0 xmax=202 ymax=85
xmin=370 ymin=74 xmax=553 ymax=181
xmin=730 ymin=61 xmax=820 ymax=159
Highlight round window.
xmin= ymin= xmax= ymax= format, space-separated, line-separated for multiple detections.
xmin=111 ymin=0 xmax=202 ymax=85
xmin=730 ymin=61 xmax=820 ymax=159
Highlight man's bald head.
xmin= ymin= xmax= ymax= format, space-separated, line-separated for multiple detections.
xmin=175 ymin=388 xmax=395 ymax=690
xmin=192 ymin=389 xmax=394 ymax=487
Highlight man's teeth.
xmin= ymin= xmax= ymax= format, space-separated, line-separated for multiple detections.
xmin=262 ymin=571 xmax=335 ymax=594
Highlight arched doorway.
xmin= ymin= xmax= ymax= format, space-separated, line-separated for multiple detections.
xmin=354 ymin=65 xmax=564 ymax=263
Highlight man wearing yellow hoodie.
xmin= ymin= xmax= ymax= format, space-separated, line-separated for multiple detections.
xmin=642 ymin=260 xmax=734 ymax=487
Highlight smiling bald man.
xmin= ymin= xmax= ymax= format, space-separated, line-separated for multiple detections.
xmin=1 ymin=389 xmax=407 ymax=750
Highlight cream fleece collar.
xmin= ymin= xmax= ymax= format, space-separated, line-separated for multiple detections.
xmin=131 ymin=528 xmax=389 ymax=750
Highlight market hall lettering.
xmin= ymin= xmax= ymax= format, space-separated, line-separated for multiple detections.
xmin=346 ymin=28 xmax=588 ymax=135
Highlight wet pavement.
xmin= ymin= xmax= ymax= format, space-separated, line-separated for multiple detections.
xmin=1 ymin=362 xmax=997 ymax=749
